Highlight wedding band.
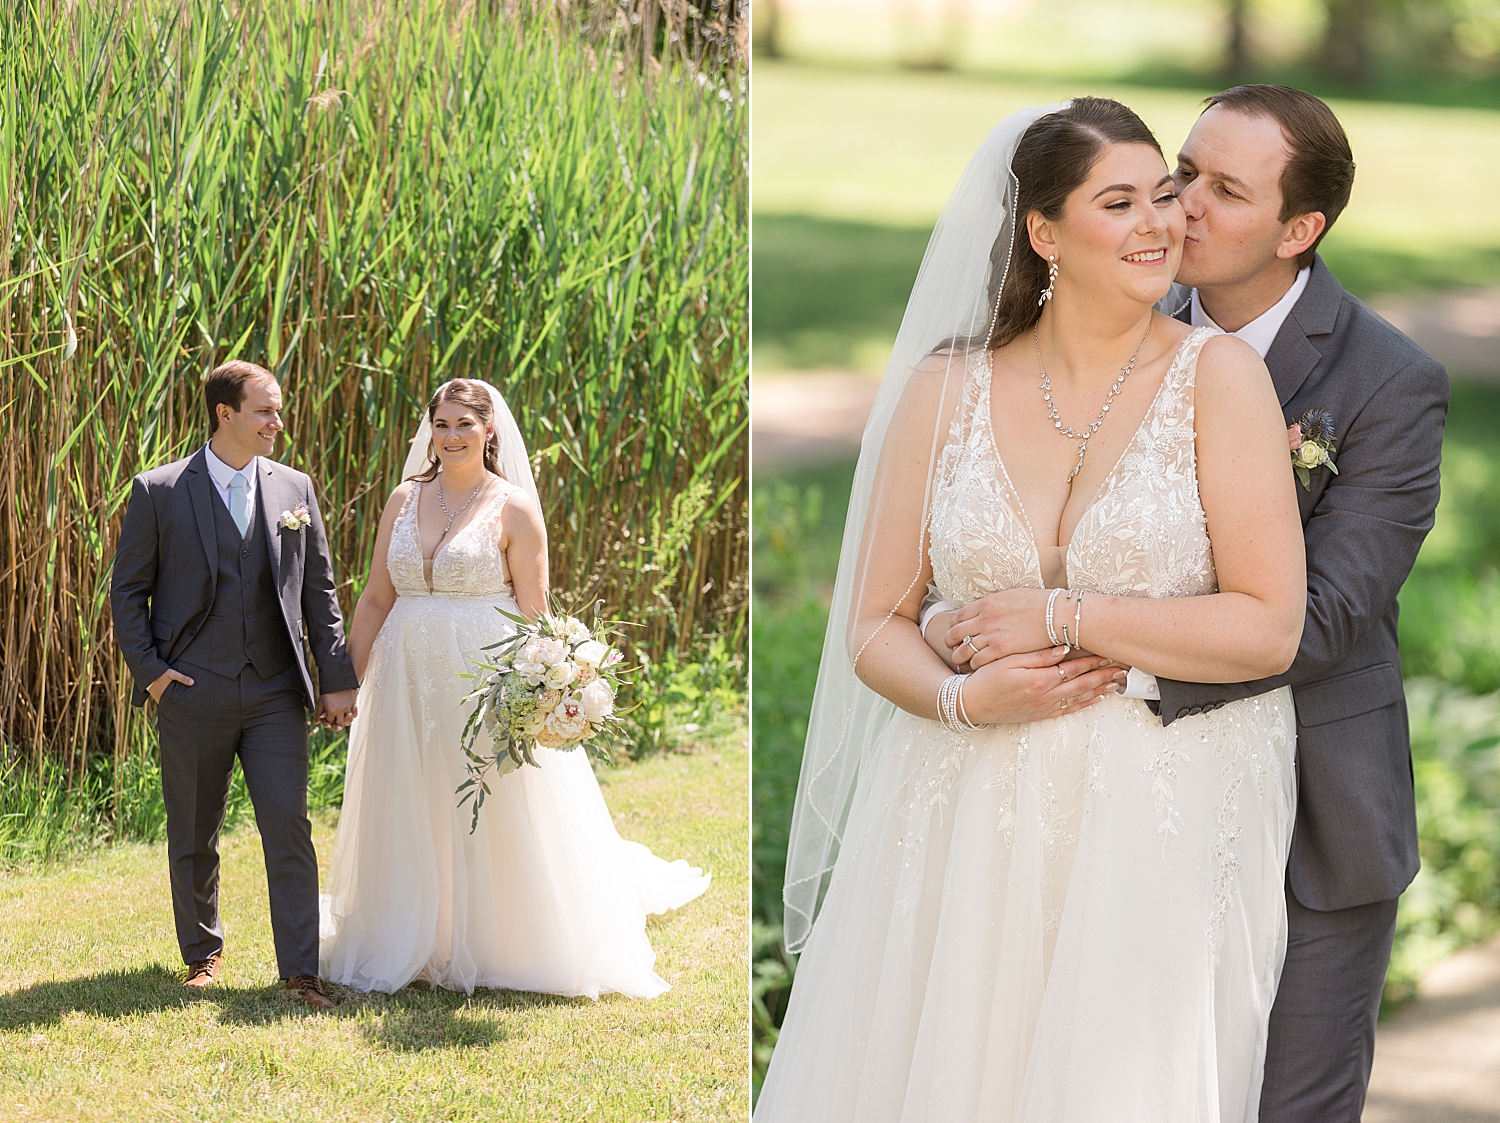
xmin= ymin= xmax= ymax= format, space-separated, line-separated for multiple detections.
xmin=1058 ymin=665 xmax=1067 ymax=678
xmin=960 ymin=636 xmax=976 ymax=654
xmin=1060 ymin=697 xmax=1069 ymax=709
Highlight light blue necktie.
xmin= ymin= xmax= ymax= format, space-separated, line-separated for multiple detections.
xmin=227 ymin=472 xmax=250 ymax=537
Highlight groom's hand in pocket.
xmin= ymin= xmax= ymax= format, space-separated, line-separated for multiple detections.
xmin=147 ymin=668 xmax=195 ymax=704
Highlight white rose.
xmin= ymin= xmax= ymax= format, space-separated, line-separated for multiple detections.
xmin=522 ymin=709 xmax=549 ymax=736
xmin=1297 ymin=442 xmax=1323 ymax=468
xmin=574 ymin=639 xmax=608 ymax=667
xmin=575 ymin=663 xmax=599 ymax=687
xmin=535 ymin=688 xmax=562 ymax=714
xmin=535 ymin=637 xmax=568 ymax=667
xmin=544 ymin=661 xmax=578 ymax=689
xmin=581 ymin=678 xmax=615 ymax=723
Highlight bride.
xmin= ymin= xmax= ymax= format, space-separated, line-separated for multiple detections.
xmin=757 ymin=99 xmax=1306 ymax=1120
xmin=319 ymin=378 xmax=709 ymax=998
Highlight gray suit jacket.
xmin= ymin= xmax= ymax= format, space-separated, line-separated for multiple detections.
xmin=110 ymin=447 xmax=359 ymax=709
xmin=1157 ymin=255 xmax=1449 ymax=912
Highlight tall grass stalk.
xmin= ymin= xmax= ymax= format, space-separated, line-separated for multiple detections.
xmin=0 ymin=0 xmax=747 ymax=838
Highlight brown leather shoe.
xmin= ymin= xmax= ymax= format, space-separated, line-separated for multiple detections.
xmin=184 ymin=954 xmax=223 ymax=988
xmin=286 ymin=973 xmax=335 ymax=1010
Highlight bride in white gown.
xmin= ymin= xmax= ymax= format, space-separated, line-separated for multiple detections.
xmin=758 ymin=100 xmax=1306 ymax=1121
xmin=319 ymin=378 xmax=709 ymax=998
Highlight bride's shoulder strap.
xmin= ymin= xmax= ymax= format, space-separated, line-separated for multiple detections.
xmin=1173 ymin=324 xmax=1223 ymax=389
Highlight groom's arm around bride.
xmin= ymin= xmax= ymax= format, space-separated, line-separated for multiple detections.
xmin=108 ymin=359 xmax=359 ymax=1005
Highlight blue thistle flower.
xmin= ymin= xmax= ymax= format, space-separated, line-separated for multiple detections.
xmin=1298 ymin=408 xmax=1336 ymax=445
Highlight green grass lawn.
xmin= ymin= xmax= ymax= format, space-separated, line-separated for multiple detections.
xmin=751 ymin=60 xmax=1500 ymax=374
xmin=0 ymin=733 xmax=748 ymax=1122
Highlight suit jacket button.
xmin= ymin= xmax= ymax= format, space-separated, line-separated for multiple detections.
xmin=245 ymin=580 xmax=252 ymax=588
xmin=1189 ymin=705 xmax=1202 ymax=716
xmin=241 ymin=549 xmax=250 ymax=558
xmin=1177 ymin=708 xmax=1190 ymax=719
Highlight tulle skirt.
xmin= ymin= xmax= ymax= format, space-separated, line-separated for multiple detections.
xmin=757 ymin=690 xmax=1295 ymax=1123
xmin=319 ymin=592 xmax=711 ymax=997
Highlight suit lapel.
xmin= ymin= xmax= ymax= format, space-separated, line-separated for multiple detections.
xmin=258 ymin=459 xmax=284 ymax=584
xmin=185 ymin=448 xmax=219 ymax=600
xmin=1264 ymin=255 xmax=1344 ymax=409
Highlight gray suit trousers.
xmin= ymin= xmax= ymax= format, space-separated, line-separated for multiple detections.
xmin=156 ymin=657 xmax=318 ymax=979
xmin=1259 ymin=884 xmax=1399 ymax=1123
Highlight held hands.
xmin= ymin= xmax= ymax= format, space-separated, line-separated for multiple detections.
xmin=921 ymin=594 xmax=1127 ymax=723
xmin=942 ymin=588 xmax=1056 ymax=670
xmin=316 ymin=689 xmax=359 ymax=730
xmin=956 ymin=646 xmax=1126 ymax=725
xmin=147 ymin=667 xmax=195 ymax=703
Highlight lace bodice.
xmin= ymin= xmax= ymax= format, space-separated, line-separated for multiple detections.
xmin=928 ymin=326 xmax=1219 ymax=606
xmin=387 ymin=480 xmax=513 ymax=597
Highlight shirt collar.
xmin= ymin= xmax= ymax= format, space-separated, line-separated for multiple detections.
xmin=203 ymin=442 xmax=257 ymax=489
xmin=1190 ymin=266 xmax=1311 ymax=359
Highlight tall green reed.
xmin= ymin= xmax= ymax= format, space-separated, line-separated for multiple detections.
xmin=0 ymin=0 xmax=747 ymax=837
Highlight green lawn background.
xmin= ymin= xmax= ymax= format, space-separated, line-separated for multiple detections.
xmin=1 ymin=736 xmax=748 ymax=1122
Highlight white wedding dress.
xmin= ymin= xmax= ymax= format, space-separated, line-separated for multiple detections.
xmin=319 ymin=481 xmax=710 ymax=997
xmin=758 ymin=329 xmax=1297 ymax=1122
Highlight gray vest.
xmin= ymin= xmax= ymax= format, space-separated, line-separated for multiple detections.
xmin=178 ymin=482 xmax=297 ymax=679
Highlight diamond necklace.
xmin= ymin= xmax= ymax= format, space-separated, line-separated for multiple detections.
xmin=1035 ymin=318 xmax=1152 ymax=482
xmin=436 ymin=477 xmax=483 ymax=546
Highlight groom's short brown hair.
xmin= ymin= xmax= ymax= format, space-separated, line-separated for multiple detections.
xmin=205 ymin=360 xmax=275 ymax=434
xmin=1204 ymin=84 xmax=1355 ymax=269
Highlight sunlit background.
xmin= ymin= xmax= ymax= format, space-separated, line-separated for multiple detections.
xmin=750 ymin=1 xmax=1500 ymax=1115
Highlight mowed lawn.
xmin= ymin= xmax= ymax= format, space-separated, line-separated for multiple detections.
xmin=0 ymin=734 xmax=748 ymax=1122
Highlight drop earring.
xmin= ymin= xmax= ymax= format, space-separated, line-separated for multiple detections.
xmin=1037 ymin=255 xmax=1059 ymax=307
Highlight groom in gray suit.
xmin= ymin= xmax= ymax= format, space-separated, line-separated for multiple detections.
xmin=1155 ymin=86 xmax=1449 ymax=1121
xmin=111 ymin=360 xmax=360 ymax=1010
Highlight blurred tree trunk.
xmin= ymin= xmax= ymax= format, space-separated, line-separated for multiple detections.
xmin=1225 ymin=0 xmax=1251 ymax=80
xmin=753 ymin=0 xmax=780 ymax=58
xmin=897 ymin=0 xmax=970 ymax=70
xmin=1321 ymin=0 xmax=1374 ymax=86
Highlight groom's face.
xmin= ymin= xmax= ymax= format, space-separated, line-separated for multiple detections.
xmin=1171 ymin=106 xmax=1295 ymax=289
xmin=216 ymin=375 xmax=284 ymax=461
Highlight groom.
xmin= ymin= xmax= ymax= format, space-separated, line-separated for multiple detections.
xmin=1153 ymin=86 xmax=1448 ymax=1121
xmin=111 ymin=360 xmax=360 ymax=1010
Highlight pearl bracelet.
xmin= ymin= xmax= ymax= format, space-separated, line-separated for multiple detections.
xmin=938 ymin=673 xmax=982 ymax=733
xmin=1044 ymin=588 xmax=1064 ymax=647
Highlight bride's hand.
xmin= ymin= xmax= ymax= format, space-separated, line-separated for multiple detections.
xmin=960 ymin=646 xmax=1126 ymax=725
xmin=944 ymin=588 xmax=1055 ymax=668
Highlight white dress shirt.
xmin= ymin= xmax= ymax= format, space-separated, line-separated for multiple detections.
xmin=203 ymin=442 xmax=259 ymax=518
xmin=921 ymin=267 xmax=1313 ymax=703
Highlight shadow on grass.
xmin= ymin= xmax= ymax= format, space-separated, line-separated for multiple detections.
xmin=0 ymin=965 xmax=596 ymax=1051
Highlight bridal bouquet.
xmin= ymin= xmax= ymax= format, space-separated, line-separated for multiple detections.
xmin=457 ymin=604 xmax=628 ymax=831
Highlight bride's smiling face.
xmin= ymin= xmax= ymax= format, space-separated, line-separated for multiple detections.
xmin=1029 ymin=141 xmax=1184 ymax=308
xmin=431 ymin=402 xmax=493 ymax=471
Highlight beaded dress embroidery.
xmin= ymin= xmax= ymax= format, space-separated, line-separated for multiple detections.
xmin=320 ymin=483 xmax=709 ymax=999
xmin=757 ymin=329 xmax=1298 ymax=1123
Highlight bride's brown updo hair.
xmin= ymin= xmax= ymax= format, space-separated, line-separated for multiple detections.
xmin=408 ymin=378 xmax=505 ymax=482
xmin=984 ymin=97 xmax=1164 ymax=351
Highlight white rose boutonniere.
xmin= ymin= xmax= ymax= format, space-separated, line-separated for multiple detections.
xmin=280 ymin=506 xmax=313 ymax=531
xmin=1287 ymin=409 xmax=1339 ymax=491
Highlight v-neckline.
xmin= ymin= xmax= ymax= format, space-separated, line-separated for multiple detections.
xmin=414 ymin=479 xmax=495 ymax=590
xmin=979 ymin=329 xmax=1202 ymax=586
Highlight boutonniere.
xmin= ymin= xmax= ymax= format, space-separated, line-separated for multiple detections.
xmin=1287 ymin=408 xmax=1339 ymax=490
xmin=280 ymin=506 xmax=312 ymax=532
